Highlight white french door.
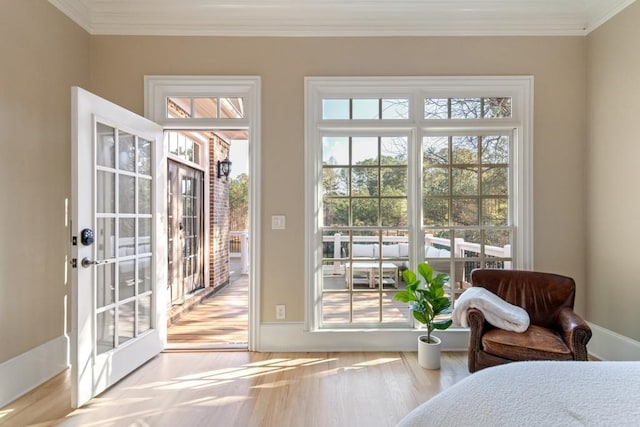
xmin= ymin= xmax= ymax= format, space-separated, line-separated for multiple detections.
xmin=71 ymin=87 xmax=166 ymax=408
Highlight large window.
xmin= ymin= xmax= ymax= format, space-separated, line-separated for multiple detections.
xmin=305 ymin=77 xmax=533 ymax=330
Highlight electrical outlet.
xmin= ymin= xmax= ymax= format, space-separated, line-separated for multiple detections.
xmin=276 ymin=304 xmax=286 ymax=320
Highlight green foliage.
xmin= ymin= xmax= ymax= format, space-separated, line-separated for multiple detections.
xmin=394 ymin=262 xmax=452 ymax=342
xmin=229 ymin=173 xmax=249 ymax=231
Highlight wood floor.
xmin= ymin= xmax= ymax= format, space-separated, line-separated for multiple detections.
xmin=167 ymin=272 xmax=249 ymax=349
xmin=0 ymin=269 xmax=472 ymax=426
xmin=1 ymin=351 xmax=470 ymax=427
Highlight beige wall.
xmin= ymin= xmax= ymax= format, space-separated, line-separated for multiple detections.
xmin=587 ymin=2 xmax=640 ymax=341
xmin=0 ymin=1 xmax=90 ymax=362
xmin=89 ymin=35 xmax=588 ymax=321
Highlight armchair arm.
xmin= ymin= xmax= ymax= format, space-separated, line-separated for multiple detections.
xmin=467 ymin=308 xmax=488 ymax=372
xmin=557 ymin=307 xmax=592 ymax=361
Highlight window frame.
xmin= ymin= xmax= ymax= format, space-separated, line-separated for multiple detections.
xmin=305 ymin=76 xmax=533 ymax=332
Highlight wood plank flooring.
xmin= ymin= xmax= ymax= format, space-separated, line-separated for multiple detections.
xmin=1 ymin=351 xmax=469 ymax=427
xmin=0 ymin=267 xmax=473 ymax=427
xmin=167 ymin=272 xmax=249 ymax=349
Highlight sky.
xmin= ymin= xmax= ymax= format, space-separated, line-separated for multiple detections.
xmin=229 ymin=139 xmax=248 ymax=178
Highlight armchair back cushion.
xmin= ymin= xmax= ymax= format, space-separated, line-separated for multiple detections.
xmin=470 ymin=269 xmax=575 ymax=329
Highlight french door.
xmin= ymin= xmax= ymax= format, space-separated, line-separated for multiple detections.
xmin=71 ymin=87 xmax=166 ymax=408
xmin=168 ymin=160 xmax=205 ymax=305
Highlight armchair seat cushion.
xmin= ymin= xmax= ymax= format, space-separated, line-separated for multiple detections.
xmin=482 ymin=325 xmax=573 ymax=362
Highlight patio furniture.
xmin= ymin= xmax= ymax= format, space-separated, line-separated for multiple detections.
xmin=346 ymin=262 xmax=398 ymax=289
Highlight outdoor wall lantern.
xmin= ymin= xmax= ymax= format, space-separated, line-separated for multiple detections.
xmin=217 ymin=158 xmax=232 ymax=180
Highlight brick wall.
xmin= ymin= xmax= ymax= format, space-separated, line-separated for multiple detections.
xmin=209 ymin=135 xmax=230 ymax=289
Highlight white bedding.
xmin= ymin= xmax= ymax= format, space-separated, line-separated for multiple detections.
xmin=397 ymin=361 xmax=640 ymax=427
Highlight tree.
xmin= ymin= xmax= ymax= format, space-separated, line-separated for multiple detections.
xmin=229 ymin=173 xmax=249 ymax=231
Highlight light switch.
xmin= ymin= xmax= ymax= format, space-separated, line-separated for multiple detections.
xmin=271 ymin=215 xmax=286 ymax=230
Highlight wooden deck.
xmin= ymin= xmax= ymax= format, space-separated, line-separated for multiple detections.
xmin=167 ymin=266 xmax=249 ymax=350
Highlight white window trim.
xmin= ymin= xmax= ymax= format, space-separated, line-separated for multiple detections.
xmin=144 ymin=75 xmax=261 ymax=350
xmin=305 ymin=76 xmax=533 ymax=332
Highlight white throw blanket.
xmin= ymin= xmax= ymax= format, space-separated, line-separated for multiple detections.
xmin=452 ymin=287 xmax=530 ymax=332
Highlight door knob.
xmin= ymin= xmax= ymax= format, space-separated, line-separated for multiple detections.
xmin=81 ymin=257 xmax=103 ymax=268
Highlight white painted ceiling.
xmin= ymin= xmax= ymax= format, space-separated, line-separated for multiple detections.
xmin=49 ymin=0 xmax=636 ymax=37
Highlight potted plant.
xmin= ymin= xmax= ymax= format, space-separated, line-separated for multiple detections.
xmin=395 ymin=262 xmax=452 ymax=369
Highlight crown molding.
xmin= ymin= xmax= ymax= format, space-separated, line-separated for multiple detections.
xmin=585 ymin=0 xmax=637 ymax=33
xmin=48 ymin=0 xmax=92 ymax=33
xmin=48 ymin=0 xmax=636 ymax=37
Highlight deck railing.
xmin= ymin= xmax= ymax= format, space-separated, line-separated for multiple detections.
xmin=229 ymin=231 xmax=249 ymax=274
xmin=322 ymin=233 xmax=511 ymax=278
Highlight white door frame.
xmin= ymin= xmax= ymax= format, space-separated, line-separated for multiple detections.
xmin=144 ymin=75 xmax=261 ymax=350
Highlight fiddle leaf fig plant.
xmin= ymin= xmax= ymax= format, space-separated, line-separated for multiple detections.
xmin=395 ymin=262 xmax=453 ymax=343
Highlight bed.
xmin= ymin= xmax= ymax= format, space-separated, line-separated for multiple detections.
xmin=397 ymin=361 xmax=640 ymax=427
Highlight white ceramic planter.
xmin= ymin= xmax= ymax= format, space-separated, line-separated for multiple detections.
xmin=417 ymin=335 xmax=441 ymax=369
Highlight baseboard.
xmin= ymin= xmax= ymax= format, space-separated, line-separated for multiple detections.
xmin=587 ymin=322 xmax=640 ymax=361
xmin=0 ymin=335 xmax=69 ymax=408
xmin=258 ymin=322 xmax=469 ymax=352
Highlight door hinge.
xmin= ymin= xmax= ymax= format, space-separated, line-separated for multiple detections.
xmin=71 ymin=258 xmax=77 ymax=268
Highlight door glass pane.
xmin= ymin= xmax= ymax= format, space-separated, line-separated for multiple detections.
xmin=119 ymin=301 xmax=135 ymax=344
xmin=138 ymin=256 xmax=152 ymax=294
xmin=96 ymin=123 xmax=115 ymax=168
xmin=118 ymin=131 xmax=136 ymax=172
xmin=97 ymin=218 xmax=116 ymax=260
xmin=97 ymin=171 xmax=115 ymax=213
xmin=119 ymin=260 xmax=135 ymax=301
xmin=138 ymin=178 xmax=151 ymax=214
xmin=119 ymin=218 xmax=135 ymax=257
xmin=138 ymin=138 xmax=152 ymax=175
xmin=138 ymin=295 xmax=152 ymax=333
xmin=96 ymin=263 xmax=115 ymax=308
xmin=119 ymin=176 xmax=135 ymax=213
xmin=96 ymin=309 xmax=115 ymax=355
xmin=138 ymin=218 xmax=152 ymax=254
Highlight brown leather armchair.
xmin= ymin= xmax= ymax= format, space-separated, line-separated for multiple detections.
xmin=467 ymin=269 xmax=592 ymax=373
